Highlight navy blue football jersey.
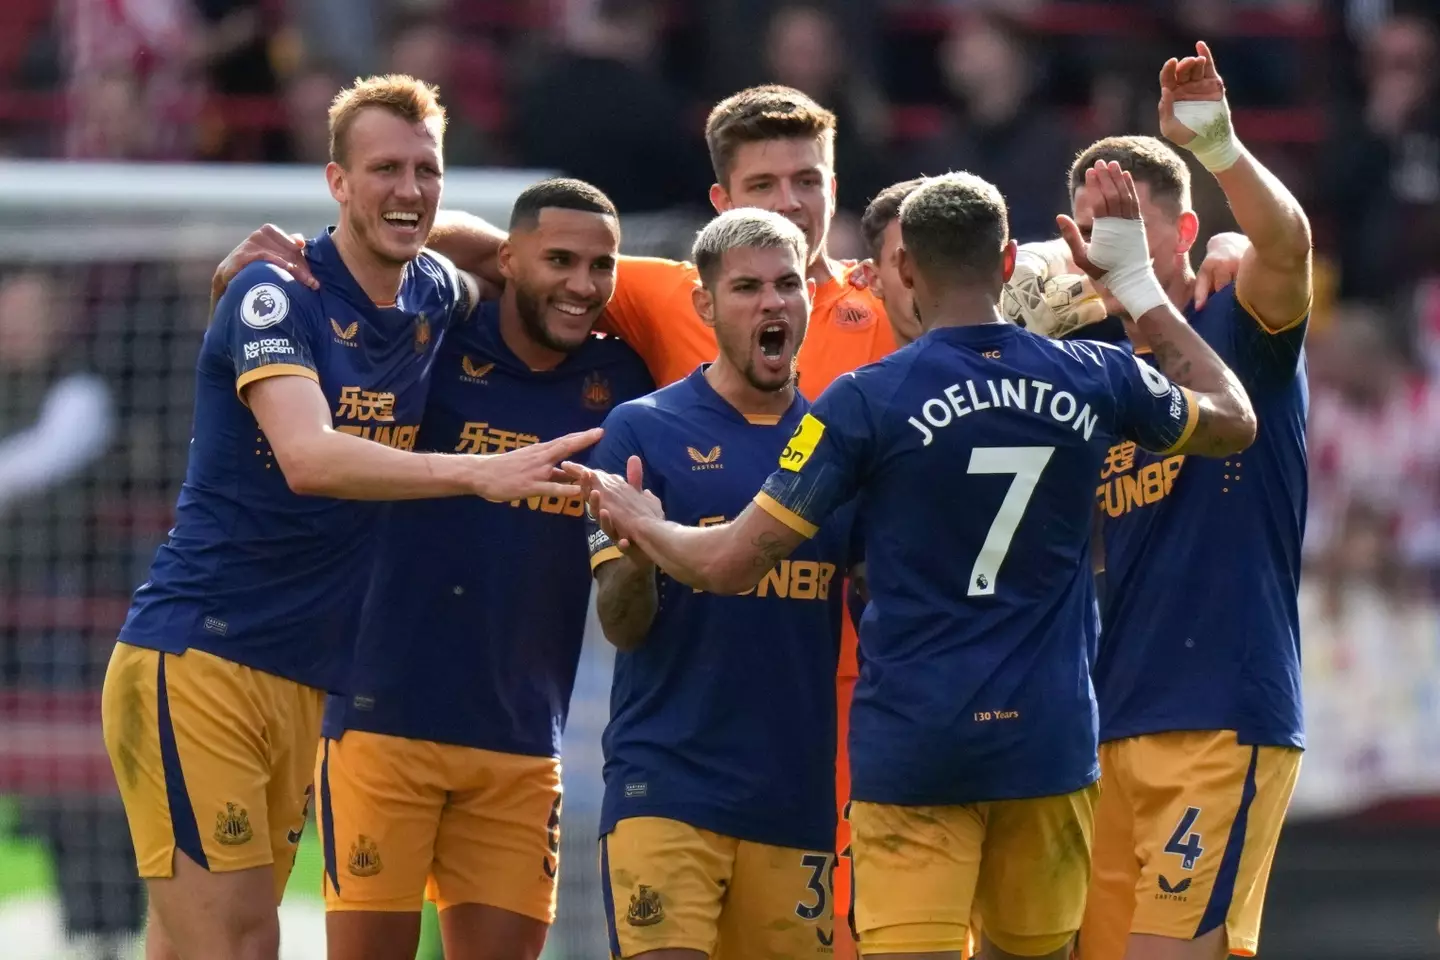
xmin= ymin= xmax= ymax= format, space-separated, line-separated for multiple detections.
xmin=588 ymin=369 xmax=854 ymax=852
xmin=759 ymin=322 xmax=1198 ymax=806
xmin=118 ymin=231 xmax=470 ymax=691
xmin=1094 ymin=285 xmax=1308 ymax=748
xmin=322 ymin=302 xmax=653 ymax=754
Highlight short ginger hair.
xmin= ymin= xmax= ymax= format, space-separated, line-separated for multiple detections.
xmin=328 ymin=74 xmax=447 ymax=167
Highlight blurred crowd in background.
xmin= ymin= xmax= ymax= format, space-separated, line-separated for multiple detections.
xmin=8 ymin=0 xmax=1440 ymax=589
xmin=2 ymin=0 xmax=1440 ymax=957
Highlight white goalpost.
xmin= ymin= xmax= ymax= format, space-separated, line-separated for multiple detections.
xmin=0 ymin=160 xmax=620 ymax=960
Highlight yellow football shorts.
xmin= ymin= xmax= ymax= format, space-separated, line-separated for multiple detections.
xmin=1079 ymin=730 xmax=1301 ymax=959
xmin=317 ymin=730 xmax=562 ymax=921
xmin=849 ymin=784 xmax=1099 ymax=957
xmin=600 ymin=816 xmax=836 ymax=959
xmin=100 ymin=641 xmax=323 ymax=901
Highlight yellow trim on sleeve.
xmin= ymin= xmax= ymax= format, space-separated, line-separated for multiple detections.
xmin=1160 ymin=386 xmax=1201 ymax=455
xmin=235 ymin=363 xmax=319 ymax=402
xmin=590 ymin=545 xmax=624 ymax=571
xmin=1234 ymin=283 xmax=1310 ymax=336
xmin=754 ymin=491 xmax=819 ymax=538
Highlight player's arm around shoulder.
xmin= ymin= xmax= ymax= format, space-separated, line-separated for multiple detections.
xmin=418 ymin=246 xmax=487 ymax=326
xmin=217 ymin=263 xmax=324 ymax=400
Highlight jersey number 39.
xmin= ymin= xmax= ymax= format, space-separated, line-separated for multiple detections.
xmin=966 ymin=446 xmax=1055 ymax=597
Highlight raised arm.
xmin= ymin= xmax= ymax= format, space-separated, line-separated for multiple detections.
xmin=1159 ymin=41 xmax=1312 ymax=328
xmin=1059 ymin=161 xmax=1256 ymax=456
xmin=248 ymin=375 xmax=599 ymax=502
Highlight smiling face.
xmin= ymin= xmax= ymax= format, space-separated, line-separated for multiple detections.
xmin=695 ymin=243 xmax=812 ymax=393
xmin=500 ymin=207 xmax=621 ymax=354
xmin=327 ymin=105 xmax=444 ymax=267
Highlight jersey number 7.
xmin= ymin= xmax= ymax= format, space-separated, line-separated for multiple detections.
xmin=966 ymin=446 xmax=1055 ymax=597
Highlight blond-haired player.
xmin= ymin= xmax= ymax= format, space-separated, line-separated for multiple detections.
xmin=216 ymin=83 xmax=891 ymax=953
xmin=102 ymin=75 xmax=598 ymax=960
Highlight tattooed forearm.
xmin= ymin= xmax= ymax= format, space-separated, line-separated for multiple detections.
xmin=595 ymin=557 xmax=657 ymax=652
xmin=1133 ymin=302 xmax=1256 ymax=456
xmin=1146 ymin=335 xmax=1192 ymax=385
xmin=1186 ymin=388 xmax=1255 ymax=460
xmin=751 ymin=531 xmax=791 ymax=570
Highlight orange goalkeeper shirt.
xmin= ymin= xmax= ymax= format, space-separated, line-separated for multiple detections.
xmin=603 ymin=255 xmax=894 ymax=406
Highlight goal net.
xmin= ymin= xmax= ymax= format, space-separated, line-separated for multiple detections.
xmin=0 ymin=160 xmax=666 ymax=960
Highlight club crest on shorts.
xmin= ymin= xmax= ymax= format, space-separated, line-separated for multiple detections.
xmin=348 ymin=835 xmax=383 ymax=877
xmin=214 ymin=803 xmax=253 ymax=845
xmin=626 ymin=884 xmax=665 ymax=926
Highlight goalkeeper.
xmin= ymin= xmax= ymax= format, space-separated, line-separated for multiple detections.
xmin=860 ymin=187 xmax=1251 ymax=348
xmin=1000 ymin=218 xmax=1256 ymax=342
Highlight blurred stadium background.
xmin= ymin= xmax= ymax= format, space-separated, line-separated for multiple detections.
xmin=1 ymin=0 xmax=1439 ymax=957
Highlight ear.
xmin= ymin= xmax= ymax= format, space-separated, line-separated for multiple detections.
xmin=806 ymin=277 xmax=818 ymax=303
xmin=691 ymin=282 xmax=716 ymax=329
xmin=1001 ymin=239 xmax=1018 ymax=283
xmin=497 ymin=238 xmax=517 ymax=281
xmin=897 ymin=244 xmax=917 ymax=291
xmin=325 ymin=162 xmax=345 ymax=204
xmin=709 ymin=183 xmax=731 ymax=214
xmin=1175 ymin=210 xmax=1200 ymax=255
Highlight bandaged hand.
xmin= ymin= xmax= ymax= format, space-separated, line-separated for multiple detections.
xmin=1056 ymin=160 xmax=1169 ymax=319
xmin=1159 ymin=41 xmax=1241 ymax=173
xmin=1000 ymin=239 xmax=1106 ymax=338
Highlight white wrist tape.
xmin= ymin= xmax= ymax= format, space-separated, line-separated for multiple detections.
xmin=1089 ymin=218 xmax=1169 ymax=318
xmin=1173 ymin=100 xmax=1241 ymax=172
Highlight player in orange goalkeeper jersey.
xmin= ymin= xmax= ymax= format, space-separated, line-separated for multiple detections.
xmin=215 ymin=83 xmax=1257 ymax=960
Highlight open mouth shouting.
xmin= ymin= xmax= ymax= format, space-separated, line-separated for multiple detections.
xmin=755 ymin=317 xmax=795 ymax=373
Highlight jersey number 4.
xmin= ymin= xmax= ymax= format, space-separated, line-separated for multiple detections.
xmin=1165 ymin=806 xmax=1205 ymax=870
xmin=966 ymin=446 xmax=1055 ymax=597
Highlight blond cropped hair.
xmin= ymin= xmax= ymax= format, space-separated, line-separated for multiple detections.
xmin=328 ymin=74 xmax=447 ymax=166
